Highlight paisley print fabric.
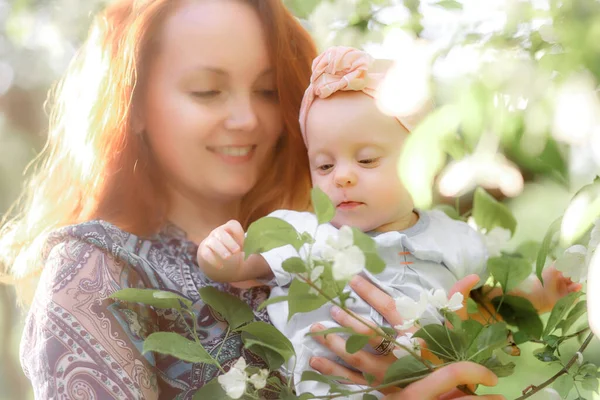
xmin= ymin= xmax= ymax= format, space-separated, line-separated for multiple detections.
xmin=20 ymin=220 xmax=273 ymax=399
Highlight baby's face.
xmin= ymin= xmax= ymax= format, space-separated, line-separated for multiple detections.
xmin=305 ymin=91 xmax=414 ymax=232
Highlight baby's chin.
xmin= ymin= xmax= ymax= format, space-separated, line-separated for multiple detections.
xmin=331 ymin=216 xmax=381 ymax=233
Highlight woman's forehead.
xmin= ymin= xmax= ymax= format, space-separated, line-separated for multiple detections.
xmin=155 ymin=0 xmax=271 ymax=76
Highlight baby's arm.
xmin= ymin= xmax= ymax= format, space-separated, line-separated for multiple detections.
xmin=197 ymin=220 xmax=273 ymax=283
xmin=480 ymin=266 xmax=582 ymax=314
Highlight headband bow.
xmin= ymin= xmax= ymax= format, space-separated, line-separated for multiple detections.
xmin=299 ymin=46 xmax=414 ymax=146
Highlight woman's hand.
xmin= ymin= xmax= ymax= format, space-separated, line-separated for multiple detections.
xmin=309 ymin=274 xmax=485 ymax=395
xmin=384 ymin=362 xmax=505 ymax=400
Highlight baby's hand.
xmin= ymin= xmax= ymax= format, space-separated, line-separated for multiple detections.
xmin=539 ymin=266 xmax=582 ymax=312
xmin=197 ymin=220 xmax=245 ymax=271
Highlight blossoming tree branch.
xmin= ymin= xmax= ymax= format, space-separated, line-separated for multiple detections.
xmin=111 ymin=185 xmax=597 ymax=399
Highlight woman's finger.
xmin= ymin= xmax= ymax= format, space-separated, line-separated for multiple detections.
xmin=308 ymin=357 xmax=368 ymax=386
xmin=310 ymin=323 xmax=389 ymax=381
xmin=350 ymin=275 xmax=403 ymax=327
xmin=329 ymin=306 xmax=404 ymax=350
xmin=388 ymin=362 xmax=502 ymax=400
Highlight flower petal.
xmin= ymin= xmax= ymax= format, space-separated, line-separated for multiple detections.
xmin=338 ymin=225 xmax=354 ymax=249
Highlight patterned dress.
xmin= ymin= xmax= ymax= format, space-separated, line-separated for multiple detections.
xmin=20 ymin=220 xmax=273 ymax=399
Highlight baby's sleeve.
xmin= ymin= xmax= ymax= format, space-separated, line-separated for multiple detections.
xmin=259 ymin=210 xmax=319 ymax=287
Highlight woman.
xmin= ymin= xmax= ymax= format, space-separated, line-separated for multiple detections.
xmin=0 ymin=0 xmax=502 ymax=398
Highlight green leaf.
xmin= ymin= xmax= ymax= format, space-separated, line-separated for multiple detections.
xmin=300 ymin=370 xmax=348 ymax=385
xmin=579 ymin=362 xmax=599 ymax=378
xmin=434 ymin=0 xmax=463 ymax=10
xmin=516 ymin=241 xmax=542 ymax=263
xmin=244 ymin=334 xmax=286 ymax=371
xmin=351 ymin=228 xmax=385 ymax=274
xmin=462 ymin=319 xmax=485 ymax=358
xmin=492 ymin=295 xmax=543 ymax=339
xmin=143 ymin=332 xmax=217 ymax=365
xmin=363 ymin=373 xmax=376 ymax=386
xmin=470 ymin=323 xmax=508 ymax=362
xmin=536 ymin=217 xmax=562 ymax=284
xmin=363 ymin=395 xmax=379 ymax=400
xmin=560 ymin=180 xmax=600 ymax=246
xmin=110 ymin=288 xmax=193 ymax=310
xmin=257 ymin=295 xmax=290 ymax=311
xmin=413 ymin=324 xmax=463 ymax=361
xmin=383 ymin=356 xmax=430 ymax=384
xmin=435 ymin=204 xmax=462 ymax=220
xmin=237 ymin=322 xmax=295 ymax=362
xmin=346 ymin=334 xmax=371 ymax=354
xmin=244 ymin=217 xmax=303 ymax=257
xmin=582 ymin=376 xmax=599 ymax=393
xmin=512 ymin=330 xmax=531 ymax=345
xmin=488 ymin=255 xmax=532 ymax=294
xmin=543 ymin=335 xmax=562 ymax=349
xmin=543 ymin=291 xmax=583 ymax=337
xmin=472 ymin=187 xmax=517 ymax=235
xmin=533 ymin=346 xmax=559 ymax=362
xmin=444 ymin=310 xmax=462 ymax=331
xmin=560 ymin=300 xmax=587 ymax=334
xmin=481 ymin=357 xmax=515 ymax=377
xmin=305 ymin=327 xmax=357 ymax=337
xmin=311 ymin=187 xmax=336 ymax=224
xmin=399 ymin=104 xmax=462 ymax=208
xmin=467 ymin=298 xmax=479 ymax=314
xmin=287 ymin=279 xmax=329 ymax=321
xmin=282 ymin=257 xmax=307 ymax=274
xmin=192 ymin=379 xmax=226 ymax=399
xmin=198 ymin=287 xmax=255 ymax=329
xmin=553 ymin=374 xmax=573 ymax=398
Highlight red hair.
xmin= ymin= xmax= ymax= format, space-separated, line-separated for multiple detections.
xmin=0 ymin=0 xmax=316 ymax=303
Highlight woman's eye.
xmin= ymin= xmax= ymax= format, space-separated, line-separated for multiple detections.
xmin=190 ymin=90 xmax=221 ymax=99
xmin=256 ymin=89 xmax=279 ymax=101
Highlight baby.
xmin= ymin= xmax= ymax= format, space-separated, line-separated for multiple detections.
xmin=198 ymin=47 xmax=578 ymax=398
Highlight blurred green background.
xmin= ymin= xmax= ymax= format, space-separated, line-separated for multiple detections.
xmin=1 ymin=0 xmax=599 ymax=399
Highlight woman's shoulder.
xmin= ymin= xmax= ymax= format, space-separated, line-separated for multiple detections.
xmin=42 ymin=220 xmax=141 ymax=264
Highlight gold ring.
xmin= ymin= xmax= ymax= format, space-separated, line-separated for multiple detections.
xmin=374 ymin=338 xmax=394 ymax=356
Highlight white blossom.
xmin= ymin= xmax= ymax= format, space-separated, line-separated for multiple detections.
xmin=392 ymin=332 xmax=422 ymax=359
xmin=429 ymin=289 xmax=464 ymax=313
xmin=248 ymin=369 xmax=269 ymax=390
xmin=394 ymin=291 xmax=429 ymax=330
xmin=554 ymin=245 xmax=588 ymax=283
xmin=468 ymin=217 xmax=511 ymax=257
xmin=576 ymin=352 xmax=584 ymax=366
xmin=322 ymin=226 xmax=366 ymax=281
xmin=530 ymin=388 xmax=561 ymax=400
xmin=555 ymin=220 xmax=599 ymax=283
xmin=218 ymin=357 xmax=248 ymax=399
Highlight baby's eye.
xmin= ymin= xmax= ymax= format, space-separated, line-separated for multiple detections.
xmin=318 ymin=164 xmax=333 ymax=171
xmin=359 ymin=158 xmax=379 ymax=165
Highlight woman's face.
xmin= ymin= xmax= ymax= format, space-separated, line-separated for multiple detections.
xmin=141 ymin=0 xmax=282 ymax=205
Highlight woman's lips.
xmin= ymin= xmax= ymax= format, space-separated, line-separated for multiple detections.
xmin=336 ymin=201 xmax=365 ymax=211
xmin=207 ymin=145 xmax=256 ymax=164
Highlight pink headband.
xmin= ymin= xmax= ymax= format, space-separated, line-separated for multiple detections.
xmin=298 ymin=46 xmax=410 ymax=146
